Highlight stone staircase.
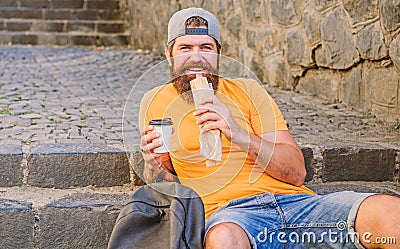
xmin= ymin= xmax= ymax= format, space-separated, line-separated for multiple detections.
xmin=1 ymin=143 xmax=399 ymax=248
xmin=0 ymin=143 xmax=141 ymax=248
xmin=0 ymin=0 xmax=129 ymax=46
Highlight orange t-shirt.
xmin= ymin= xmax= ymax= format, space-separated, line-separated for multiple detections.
xmin=139 ymin=78 xmax=314 ymax=219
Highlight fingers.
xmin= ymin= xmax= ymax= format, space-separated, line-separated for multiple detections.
xmin=140 ymin=125 xmax=164 ymax=154
xmin=196 ymin=112 xmax=220 ymax=126
xmin=193 ymin=97 xmax=221 ymax=117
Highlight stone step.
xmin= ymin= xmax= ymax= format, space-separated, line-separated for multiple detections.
xmin=0 ymin=18 xmax=126 ymax=33
xmin=0 ymin=182 xmax=398 ymax=248
xmin=0 ymin=185 xmax=134 ymax=249
xmin=302 ymin=142 xmax=398 ymax=183
xmin=305 ymin=181 xmax=400 ymax=196
xmin=0 ymin=143 xmax=140 ymax=188
xmin=0 ymin=0 xmax=121 ymax=10
xmin=1 ymin=142 xmax=397 ymax=189
xmin=0 ymin=30 xmax=130 ymax=46
xmin=0 ymin=7 xmax=124 ymax=21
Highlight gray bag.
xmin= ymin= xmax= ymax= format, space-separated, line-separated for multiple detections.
xmin=107 ymin=182 xmax=205 ymax=249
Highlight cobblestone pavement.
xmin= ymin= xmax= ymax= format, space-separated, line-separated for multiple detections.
xmin=0 ymin=45 xmax=399 ymax=154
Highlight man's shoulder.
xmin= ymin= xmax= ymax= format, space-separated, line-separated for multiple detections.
xmin=219 ymin=77 xmax=266 ymax=94
xmin=220 ymin=77 xmax=258 ymax=86
xmin=143 ymin=83 xmax=175 ymax=98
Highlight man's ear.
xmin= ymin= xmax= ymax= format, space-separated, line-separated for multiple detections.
xmin=165 ymin=46 xmax=172 ymax=67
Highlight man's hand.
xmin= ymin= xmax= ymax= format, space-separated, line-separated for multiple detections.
xmin=140 ymin=125 xmax=177 ymax=183
xmin=193 ymin=95 xmax=246 ymax=145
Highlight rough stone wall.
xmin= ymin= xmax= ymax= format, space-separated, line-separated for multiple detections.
xmin=120 ymin=0 xmax=400 ymax=124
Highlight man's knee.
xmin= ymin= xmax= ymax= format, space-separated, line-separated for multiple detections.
xmin=355 ymin=194 xmax=400 ymax=248
xmin=205 ymin=222 xmax=251 ymax=249
xmin=357 ymin=194 xmax=400 ymax=226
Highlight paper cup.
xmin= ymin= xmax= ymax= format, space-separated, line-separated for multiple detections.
xmin=149 ymin=118 xmax=173 ymax=153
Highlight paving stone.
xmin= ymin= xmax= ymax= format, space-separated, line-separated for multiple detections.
xmin=20 ymin=113 xmax=42 ymax=119
xmin=39 ymin=192 xmax=128 ymax=249
xmin=0 ymin=198 xmax=35 ymax=249
xmin=27 ymin=143 xmax=130 ymax=188
xmin=0 ymin=143 xmax=23 ymax=187
xmin=321 ymin=142 xmax=396 ymax=182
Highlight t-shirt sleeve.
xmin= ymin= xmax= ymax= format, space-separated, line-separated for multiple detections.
xmin=246 ymin=80 xmax=288 ymax=134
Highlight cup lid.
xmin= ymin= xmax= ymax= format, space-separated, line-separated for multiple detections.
xmin=149 ymin=118 xmax=173 ymax=125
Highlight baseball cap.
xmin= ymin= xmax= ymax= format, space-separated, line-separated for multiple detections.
xmin=167 ymin=7 xmax=220 ymax=45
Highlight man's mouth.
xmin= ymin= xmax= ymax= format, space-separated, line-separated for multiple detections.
xmin=185 ymin=68 xmax=208 ymax=74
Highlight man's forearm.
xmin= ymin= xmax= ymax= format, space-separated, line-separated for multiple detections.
xmin=144 ymin=162 xmax=179 ymax=183
xmin=234 ymin=130 xmax=306 ymax=186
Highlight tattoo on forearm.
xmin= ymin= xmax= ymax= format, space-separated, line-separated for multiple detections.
xmin=145 ymin=166 xmax=179 ymax=183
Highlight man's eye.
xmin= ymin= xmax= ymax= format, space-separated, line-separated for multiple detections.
xmin=180 ymin=46 xmax=190 ymax=50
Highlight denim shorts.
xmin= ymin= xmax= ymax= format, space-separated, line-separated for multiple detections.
xmin=205 ymin=191 xmax=375 ymax=249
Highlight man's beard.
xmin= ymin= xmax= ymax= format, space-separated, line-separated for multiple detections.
xmin=170 ymin=61 xmax=219 ymax=104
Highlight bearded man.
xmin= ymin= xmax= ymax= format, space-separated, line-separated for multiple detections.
xmin=138 ymin=7 xmax=400 ymax=249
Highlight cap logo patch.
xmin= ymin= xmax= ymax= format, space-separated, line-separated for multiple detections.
xmin=185 ymin=28 xmax=208 ymax=35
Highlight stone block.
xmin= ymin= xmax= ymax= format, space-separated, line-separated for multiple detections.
xmin=70 ymin=34 xmax=98 ymax=46
xmin=43 ymin=9 xmax=72 ymax=20
xmin=389 ymin=34 xmax=400 ymax=73
xmin=73 ymin=9 xmax=99 ymax=20
xmin=20 ymin=0 xmax=51 ymax=8
xmin=66 ymin=21 xmax=95 ymax=33
xmin=0 ymin=199 xmax=35 ymax=249
xmin=36 ymin=33 xmax=69 ymax=46
xmin=129 ymin=151 xmax=145 ymax=186
xmin=27 ymin=143 xmax=130 ymax=188
xmin=286 ymin=26 xmax=313 ymax=67
xmin=85 ymin=0 xmax=119 ymax=10
xmin=380 ymin=0 xmax=400 ymax=32
xmin=99 ymin=34 xmax=129 ymax=46
xmin=2 ymin=8 xmax=44 ymax=19
xmin=319 ymin=8 xmax=360 ymax=69
xmin=97 ymin=9 xmax=123 ymax=20
xmin=306 ymin=182 xmax=400 ymax=196
xmin=97 ymin=22 xmax=125 ymax=33
xmin=321 ymin=143 xmax=396 ymax=182
xmin=342 ymin=65 xmax=365 ymax=110
xmin=0 ymin=144 xmax=23 ymax=187
xmin=343 ymin=0 xmax=379 ymax=25
xmin=0 ymin=0 xmax=18 ymax=7
xmin=363 ymin=61 xmax=399 ymax=123
xmin=270 ymin=0 xmax=300 ymax=26
xmin=301 ymin=147 xmax=314 ymax=182
xmin=355 ymin=22 xmax=387 ymax=60
xmin=31 ymin=22 xmax=64 ymax=32
xmin=51 ymin=0 xmax=84 ymax=9
xmin=296 ymin=68 xmax=340 ymax=103
xmin=39 ymin=193 xmax=128 ymax=249
xmin=5 ymin=21 xmax=31 ymax=31
xmin=302 ymin=5 xmax=321 ymax=45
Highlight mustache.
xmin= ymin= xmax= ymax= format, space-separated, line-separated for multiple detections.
xmin=173 ymin=62 xmax=218 ymax=78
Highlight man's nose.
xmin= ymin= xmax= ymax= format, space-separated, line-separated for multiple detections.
xmin=188 ymin=49 xmax=204 ymax=63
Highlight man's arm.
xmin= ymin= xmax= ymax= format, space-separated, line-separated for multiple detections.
xmin=194 ymin=96 xmax=306 ymax=186
xmin=235 ymin=130 xmax=306 ymax=186
xmin=143 ymin=159 xmax=178 ymax=183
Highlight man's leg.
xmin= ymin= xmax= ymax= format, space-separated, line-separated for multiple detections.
xmin=355 ymin=194 xmax=400 ymax=249
xmin=205 ymin=222 xmax=251 ymax=249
